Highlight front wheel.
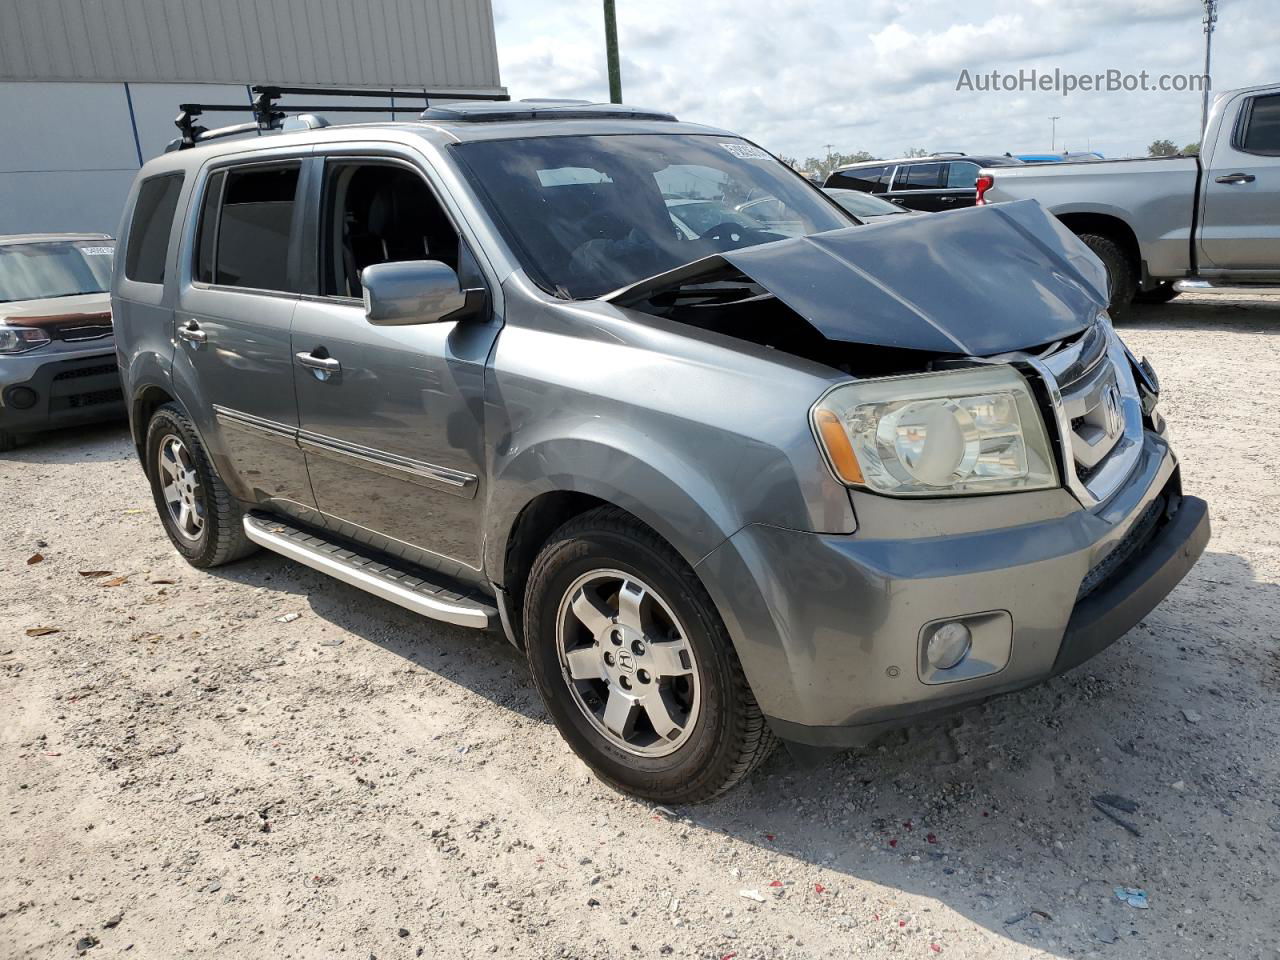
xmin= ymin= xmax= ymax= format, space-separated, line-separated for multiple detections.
xmin=144 ymin=403 xmax=257 ymax=568
xmin=523 ymin=507 xmax=776 ymax=803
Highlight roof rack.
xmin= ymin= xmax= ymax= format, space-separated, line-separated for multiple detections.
xmin=168 ymin=84 xmax=511 ymax=151
xmin=929 ymin=151 xmax=967 ymax=157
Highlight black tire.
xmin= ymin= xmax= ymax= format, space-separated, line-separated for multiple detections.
xmin=1079 ymin=232 xmax=1137 ymax=318
xmin=1134 ymin=282 xmax=1180 ymax=304
xmin=0 ymin=431 xmax=18 ymax=453
xmin=523 ymin=506 xmax=776 ymax=803
xmin=144 ymin=403 xmax=257 ymax=568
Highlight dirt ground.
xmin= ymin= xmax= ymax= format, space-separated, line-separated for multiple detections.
xmin=2 ymin=291 xmax=1278 ymax=960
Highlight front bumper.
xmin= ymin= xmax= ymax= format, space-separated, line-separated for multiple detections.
xmin=0 ymin=350 xmax=125 ymax=438
xmin=696 ymin=431 xmax=1209 ymax=748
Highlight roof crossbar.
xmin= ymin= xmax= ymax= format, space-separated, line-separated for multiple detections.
xmin=169 ymin=84 xmax=511 ymax=151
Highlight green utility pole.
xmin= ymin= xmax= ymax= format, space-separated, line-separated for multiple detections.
xmin=603 ymin=0 xmax=622 ymax=103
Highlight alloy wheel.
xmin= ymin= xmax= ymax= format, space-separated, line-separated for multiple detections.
xmin=555 ymin=569 xmax=701 ymax=757
xmin=157 ymin=434 xmax=205 ymax=541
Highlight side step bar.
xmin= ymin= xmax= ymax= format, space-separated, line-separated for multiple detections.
xmin=1173 ymin=279 xmax=1280 ymax=295
xmin=243 ymin=514 xmax=495 ymax=629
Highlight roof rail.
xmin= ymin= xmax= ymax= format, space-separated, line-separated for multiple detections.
xmin=929 ymin=151 xmax=967 ymax=157
xmin=419 ymin=101 xmax=677 ymax=123
xmin=167 ymin=84 xmax=511 ymax=151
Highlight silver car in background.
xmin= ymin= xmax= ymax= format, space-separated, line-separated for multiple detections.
xmin=0 ymin=234 xmax=121 ymax=451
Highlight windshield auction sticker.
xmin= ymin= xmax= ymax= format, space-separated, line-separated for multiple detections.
xmin=719 ymin=143 xmax=773 ymax=160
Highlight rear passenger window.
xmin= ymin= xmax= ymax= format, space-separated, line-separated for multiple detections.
xmin=207 ymin=164 xmax=300 ymax=292
xmin=1241 ymin=94 xmax=1280 ymax=155
xmin=895 ymin=163 xmax=944 ymax=190
xmin=194 ymin=171 xmax=224 ymax=284
xmin=124 ymin=173 xmax=184 ymax=284
xmin=946 ymin=161 xmax=980 ymax=189
xmin=827 ymin=165 xmax=888 ymax=192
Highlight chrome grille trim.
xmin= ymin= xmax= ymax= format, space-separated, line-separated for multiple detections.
xmin=1026 ymin=323 xmax=1143 ymax=508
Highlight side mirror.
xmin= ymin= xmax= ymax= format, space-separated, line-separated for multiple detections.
xmin=362 ymin=260 xmax=485 ymax=326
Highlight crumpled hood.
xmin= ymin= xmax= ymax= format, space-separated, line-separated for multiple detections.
xmin=609 ymin=199 xmax=1109 ymax=357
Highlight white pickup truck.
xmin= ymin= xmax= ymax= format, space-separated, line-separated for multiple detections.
xmin=980 ymin=81 xmax=1280 ymax=314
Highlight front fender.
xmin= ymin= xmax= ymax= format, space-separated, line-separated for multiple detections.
xmin=483 ymin=429 xmax=745 ymax=582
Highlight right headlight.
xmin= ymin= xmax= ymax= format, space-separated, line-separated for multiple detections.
xmin=811 ymin=364 xmax=1058 ymax=497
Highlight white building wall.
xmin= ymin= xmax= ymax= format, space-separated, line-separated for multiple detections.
xmin=0 ymin=0 xmax=504 ymax=235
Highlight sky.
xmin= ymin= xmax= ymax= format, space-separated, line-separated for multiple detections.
xmin=491 ymin=0 xmax=1278 ymax=162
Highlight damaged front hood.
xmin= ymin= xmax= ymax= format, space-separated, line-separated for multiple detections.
xmin=608 ymin=199 xmax=1108 ymax=357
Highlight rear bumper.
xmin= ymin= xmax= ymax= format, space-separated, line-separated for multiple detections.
xmin=0 ymin=351 xmax=125 ymax=437
xmin=696 ymin=431 xmax=1209 ymax=748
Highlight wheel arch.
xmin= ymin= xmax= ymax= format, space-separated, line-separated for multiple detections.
xmin=130 ymin=382 xmax=178 ymax=459
xmin=1055 ymin=212 xmax=1144 ymax=286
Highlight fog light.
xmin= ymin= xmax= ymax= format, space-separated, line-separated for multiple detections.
xmin=5 ymin=386 xmax=38 ymax=410
xmin=927 ymin=622 xmax=972 ymax=670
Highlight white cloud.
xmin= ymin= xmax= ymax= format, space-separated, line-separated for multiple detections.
xmin=493 ymin=0 xmax=1272 ymax=161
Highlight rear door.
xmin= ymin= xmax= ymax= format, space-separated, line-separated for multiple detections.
xmin=1198 ymin=91 xmax=1280 ymax=271
xmin=172 ymin=153 xmax=315 ymax=511
xmin=884 ymin=162 xmax=947 ymax=211
xmin=939 ymin=160 xmax=982 ymax=209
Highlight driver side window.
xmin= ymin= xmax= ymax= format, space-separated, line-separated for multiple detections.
xmin=319 ymin=160 xmax=463 ymax=298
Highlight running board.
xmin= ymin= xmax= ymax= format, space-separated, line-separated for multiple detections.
xmin=243 ymin=514 xmax=495 ymax=629
xmin=1173 ymin=279 xmax=1280 ymax=295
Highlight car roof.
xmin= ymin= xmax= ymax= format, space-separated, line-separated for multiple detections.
xmin=144 ymin=107 xmax=738 ymax=174
xmin=0 ymin=233 xmax=113 ymax=246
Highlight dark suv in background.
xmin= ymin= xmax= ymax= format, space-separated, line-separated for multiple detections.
xmin=825 ymin=154 xmax=1024 ymax=212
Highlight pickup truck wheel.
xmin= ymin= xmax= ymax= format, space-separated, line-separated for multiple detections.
xmin=523 ymin=507 xmax=776 ymax=803
xmin=1078 ymin=233 xmax=1136 ymax=317
xmin=144 ymin=403 xmax=257 ymax=568
xmin=1134 ymin=282 xmax=1180 ymax=304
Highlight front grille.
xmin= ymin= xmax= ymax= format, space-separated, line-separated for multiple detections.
xmin=51 ymin=325 xmax=113 ymax=342
xmin=1077 ymin=495 xmax=1164 ymax=600
xmin=1033 ymin=324 xmax=1141 ymax=506
xmin=52 ymin=361 xmax=118 ymax=382
xmin=51 ymin=387 xmax=123 ymax=411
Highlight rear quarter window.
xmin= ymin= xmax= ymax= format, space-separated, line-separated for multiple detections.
xmin=124 ymin=173 xmax=185 ymax=284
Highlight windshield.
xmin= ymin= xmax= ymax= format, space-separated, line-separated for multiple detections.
xmin=824 ymin=189 xmax=909 ymax=218
xmin=0 ymin=240 xmax=114 ymax=304
xmin=454 ymin=134 xmax=849 ymax=299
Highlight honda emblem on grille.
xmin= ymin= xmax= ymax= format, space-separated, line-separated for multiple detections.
xmin=1103 ymin=383 xmax=1124 ymax=438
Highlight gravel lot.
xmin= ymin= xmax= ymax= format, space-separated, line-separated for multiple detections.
xmin=2 ymin=292 xmax=1278 ymax=960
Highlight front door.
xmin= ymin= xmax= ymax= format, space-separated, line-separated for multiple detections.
xmin=290 ymin=155 xmax=498 ymax=576
xmin=174 ymin=156 xmax=315 ymax=511
xmin=1199 ymin=91 xmax=1280 ymax=271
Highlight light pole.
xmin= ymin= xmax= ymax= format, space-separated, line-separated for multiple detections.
xmin=1049 ymin=115 xmax=1061 ymax=151
xmin=1201 ymin=0 xmax=1218 ymax=135
xmin=603 ymin=0 xmax=622 ymax=104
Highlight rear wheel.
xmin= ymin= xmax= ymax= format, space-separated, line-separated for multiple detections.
xmin=144 ymin=403 xmax=257 ymax=568
xmin=523 ymin=506 xmax=776 ymax=803
xmin=1079 ymin=232 xmax=1136 ymax=318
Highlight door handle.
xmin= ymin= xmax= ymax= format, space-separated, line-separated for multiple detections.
xmin=940 ymin=196 xmax=957 ymax=203
xmin=296 ymin=350 xmax=341 ymax=379
xmin=177 ymin=321 xmax=207 ymax=345
xmin=1215 ymin=172 xmax=1256 ymax=184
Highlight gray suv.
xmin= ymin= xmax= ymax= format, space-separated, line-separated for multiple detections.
xmin=111 ymin=100 xmax=1209 ymax=803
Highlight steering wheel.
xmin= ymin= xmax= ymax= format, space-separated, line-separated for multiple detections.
xmin=702 ymin=221 xmax=772 ymax=250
